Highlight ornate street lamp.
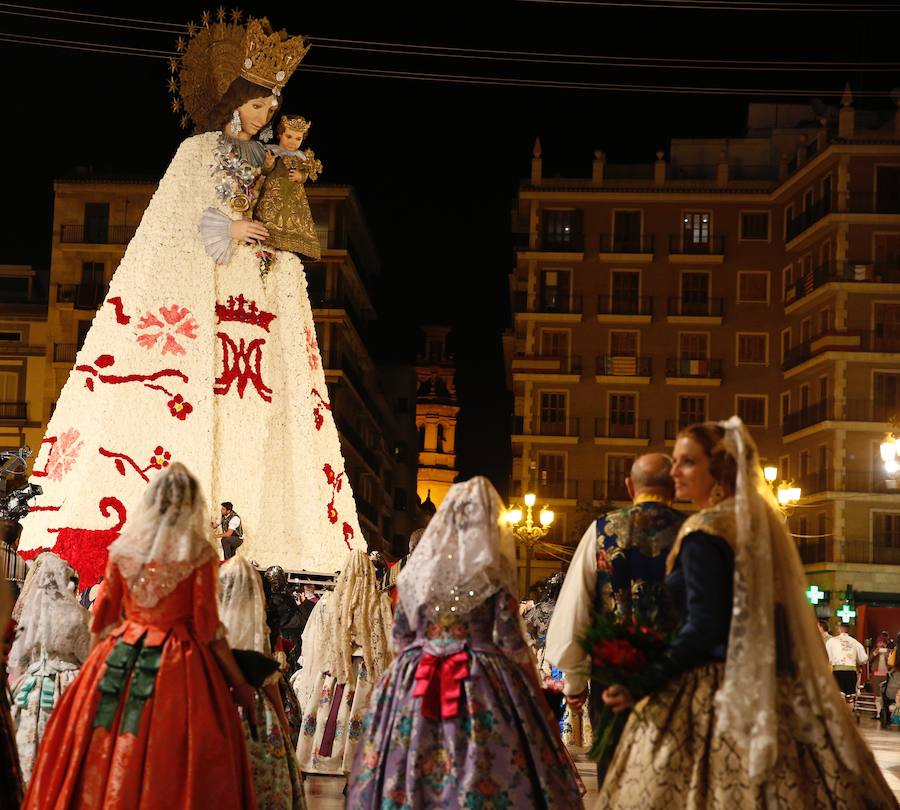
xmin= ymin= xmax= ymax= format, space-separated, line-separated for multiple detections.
xmin=505 ymin=491 xmax=554 ymax=593
xmin=764 ymin=464 xmax=801 ymax=512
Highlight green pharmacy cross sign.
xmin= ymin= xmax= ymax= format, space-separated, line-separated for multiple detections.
xmin=805 ymin=585 xmax=825 ymax=605
xmin=836 ymin=603 xmax=857 ymax=623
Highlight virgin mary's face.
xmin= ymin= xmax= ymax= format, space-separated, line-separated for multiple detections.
xmin=237 ymin=95 xmax=276 ymax=138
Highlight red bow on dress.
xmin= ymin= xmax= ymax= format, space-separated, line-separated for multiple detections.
xmin=412 ymin=649 xmax=470 ymax=720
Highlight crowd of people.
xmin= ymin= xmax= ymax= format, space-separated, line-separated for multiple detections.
xmin=0 ymin=420 xmax=898 ymax=808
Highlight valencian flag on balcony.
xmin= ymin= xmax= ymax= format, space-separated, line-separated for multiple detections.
xmin=608 ymin=356 xmax=638 ymax=376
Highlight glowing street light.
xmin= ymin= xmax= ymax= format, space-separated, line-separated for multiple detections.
xmin=506 ymin=491 xmax=554 ymax=591
xmin=764 ymin=465 xmax=778 ymax=483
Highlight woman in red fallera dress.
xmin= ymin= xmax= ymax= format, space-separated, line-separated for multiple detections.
xmin=24 ymin=464 xmax=257 ymax=809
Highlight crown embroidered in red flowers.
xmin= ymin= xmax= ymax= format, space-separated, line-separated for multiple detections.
xmin=215 ymin=295 xmax=277 ymax=333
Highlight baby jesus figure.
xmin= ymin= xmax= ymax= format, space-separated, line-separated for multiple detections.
xmin=255 ymin=115 xmax=324 ymax=259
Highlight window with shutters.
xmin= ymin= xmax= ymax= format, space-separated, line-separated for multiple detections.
xmin=608 ymin=393 xmax=637 ymax=438
xmin=682 ymin=212 xmax=711 ymax=246
xmin=540 ymin=269 xmax=571 ymax=312
xmin=0 ymin=372 xmax=17 ymax=402
xmin=740 ymin=212 xmax=770 ymax=241
xmin=606 ymin=455 xmax=634 ymax=501
xmin=539 ymin=391 xmax=567 ymax=434
xmin=736 ymin=395 xmax=766 ymax=426
xmin=781 ymin=328 xmax=792 ymax=361
xmin=542 ymin=209 xmax=583 ymax=250
xmin=874 ymin=373 xmax=900 ymax=421
xmin=680 ymin=272 xmax=710 ymax=314
xmin=611 ymin=271 xmax=641 ymax=313
xmin=737 ymin=333 xmax=768 ymax=365
xmin=610 ymin=330 xmax=638 ymax=357
xmin=781 ymin=392 xmax=791 ymax=425
xmin=737 ymin=272 xmax=769 ymax=303
xmin=874 ymin=513 xmax=900 ymax=549
xmin=540 ymin=329 xmax=570 ymax=359
xmin=678 ymin=395 xmax=706 ymax=427
xmin=679 ymin=333 xmax=709 ymax=359
xmin=538 ymin=453 xmax=566 ymax=498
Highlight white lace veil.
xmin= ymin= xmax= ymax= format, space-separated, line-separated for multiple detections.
xmin=107 ymin=462 xmax=217 ymax=608
xmin=292 ymin=591 xmax=330 ymax=709
xmin=9 ymin=552 xmax=90 ymax=675
xmin=326 ymin=550 xmax=391 ymax=685
xmin=715 ymin=416 xmax=867 ymax=782
xmin=398 ymin=476 xmax=518 ymax=630
xmin=218 ymin=556 xmax=270 ymax=654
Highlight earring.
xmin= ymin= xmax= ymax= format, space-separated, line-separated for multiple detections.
xmin=259 ymin=124 xmax=273 ymax=143
xmin=230 ymin=109 xmax=241 ymax=135
xmin=710 ymin=484 xmax=725 ymax=505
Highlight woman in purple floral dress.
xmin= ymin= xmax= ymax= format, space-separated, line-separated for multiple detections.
xmin=347 ymin=477 xmax=584 ymax=809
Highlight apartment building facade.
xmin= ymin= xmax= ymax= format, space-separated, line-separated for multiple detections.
xmin=509 ymin=92 xmax=900 ymax=608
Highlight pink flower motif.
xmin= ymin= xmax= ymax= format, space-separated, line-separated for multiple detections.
xmin=46 ymin=428 xmax=84 ymax=482
xmin=136 ymin=304 xmax=198 ymax=356
xmin=305 ymin=327 xmax=320 ymax=371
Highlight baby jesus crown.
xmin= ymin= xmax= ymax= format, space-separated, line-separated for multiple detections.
xmin=241 ymin=19 xmax=310 ymax=97
xmin=281 ymin=115 xmax=311 ymax=135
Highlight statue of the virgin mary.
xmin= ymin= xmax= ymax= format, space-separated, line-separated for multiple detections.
xmin=20 ymin=15 xmax=364 ymax=583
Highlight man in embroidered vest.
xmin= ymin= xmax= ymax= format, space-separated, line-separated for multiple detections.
xmin=214 ymin=501 xmax=243 ymax=560
xmin=545 ymin=453 xmax=684 ymax=781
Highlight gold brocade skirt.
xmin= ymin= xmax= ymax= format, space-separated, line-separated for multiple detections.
xmin=597 ymin=663 xmax=897 ymax=810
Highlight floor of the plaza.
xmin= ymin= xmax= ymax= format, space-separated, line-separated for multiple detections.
xmin=302 ymin=721 xmax=900 ymax=807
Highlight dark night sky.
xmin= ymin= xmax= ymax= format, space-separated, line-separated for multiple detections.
xmin=5 ymin=0 xmax=900 ymax=493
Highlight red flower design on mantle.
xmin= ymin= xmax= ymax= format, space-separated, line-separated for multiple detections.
xmin=323 ymin=464 xmax=353 ymax=548
xmin=100 ymin=445 xmax=173 ymax=482
xmin=19 ymin=497 xmax=127 ymax=588
xmin=312 ymin=388 xmax=332 ymax=431
xmin=137 ymin=304 xmax=199 ymax=356
xmin=167 ymin=395 xmax=193 ymax=420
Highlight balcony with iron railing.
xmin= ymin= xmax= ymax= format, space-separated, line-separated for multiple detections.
xmin=596 ymin=295 xmax=653 ymax=317
xmin=537 ymin=233 xmax=585 ymax=252
xmin=785 ymin=260 xmax=900 ymax=304
xmin=0 ymin=342 xmax=44 ymax=357
xmin=786 ymin=196 xmax=832 ymax=242
xmin=593 ymin=479 xmax=630 ymax=502
xmin=513 ymin=291 xmax=584 ymax=315
xmin=668 ymin=234 xmax=725 ymax=256
xmin=782 ymin=399 xmax=897 ymax=435
xmin=0 ymin=402 xmax=27 ymax=420
xmin=789 ymin=468 xmax=895 ymax=496
xmin=595 ymin=355 xmax=652 ymax=377
xmin=512 ymin=354 xmax=582 ymax=375
xmin=594 ymin=417 xmax=651 ymax=440
xmin=511 ymin=415 xmax=580 ymax=439
xmin=841 ymin=540 xmax=900 ymax=566
xmin=782 ymin=330 xmax=900 ymax=370
xmin=846 ymin=192 xmax=900 ymax=215
xmin=59 ymin=224 xmax=138 ymax=244
xmin=355 ymin=495 xmax=380 ymax=526
xmin=509 ymin=479 xmax=579 ymax=500
xmin=336 ymin=416 xmax=381 ymax=475
xmin=665 ymin=356 xmax=724 ymax=380
xmin=667 ymin=296 xmax=724 ymax=318
xmin=56 ymin=283 xmax=106 ymax=310
xmin=53 ymin=343 xmax=78 ymax=363
xmin=598 ymin=234 xmax=655 ymax=254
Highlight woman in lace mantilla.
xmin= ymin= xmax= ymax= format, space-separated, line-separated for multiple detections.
xmin=347 ymin=476 xmax=585 ymax=810
xmin=295 ymin=550 xmax=392 ymax=776
xmin=23 ymin=464 xmax=258 ymax=810
xmin=8 ymin=553 xmax=89 ymax=786
xmin=218 ymin=556 xmax=305 ymax=810
xmin=597 ymin=418 xmax=897 ymax=810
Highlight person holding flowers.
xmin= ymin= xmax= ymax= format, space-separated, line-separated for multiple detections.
xmin=545 ymin=452 xmax=683 ymax=777
xmin=597 ymin=419 xmax=897 ymax=809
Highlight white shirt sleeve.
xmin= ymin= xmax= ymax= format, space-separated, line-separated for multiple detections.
xmin=544 ymin=522 xmax=598 ymax=696
xmin=228 ymin=515 xmax=241 ymax=532
xmin=856 ymin=639 xmax=868 ymax=665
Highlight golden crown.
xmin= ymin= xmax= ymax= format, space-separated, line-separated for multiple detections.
xmin=280 ymin=115 xmax=311 ymax=135
xmin=169 ymin=11 xmax=309 ymax=131
xmin=241 ymin=19 xmax=309 ymax=95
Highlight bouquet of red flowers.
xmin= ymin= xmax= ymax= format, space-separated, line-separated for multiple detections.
xmin=581 ymin=596 xmax=671 ymax=764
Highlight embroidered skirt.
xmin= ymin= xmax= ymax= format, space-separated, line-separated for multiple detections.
xmin=598 ymin=662 xmax=898 ymax=810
